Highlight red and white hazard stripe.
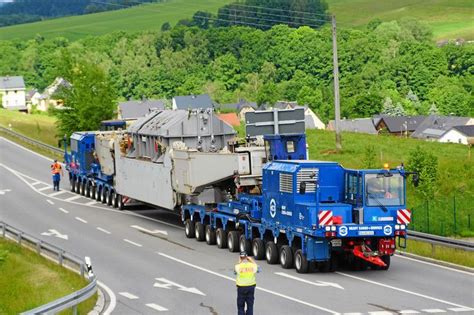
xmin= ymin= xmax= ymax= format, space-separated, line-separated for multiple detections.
xmin=318 ymin=210 xmax=333 ymax=226
xmin=397 ymin=209 xmax=411 ymax=224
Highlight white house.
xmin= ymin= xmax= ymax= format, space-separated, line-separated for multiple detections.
xmin=36 ymin=77 xmax=71 ymax=111
xmin=0 ymin=76 xmax=26 ymax=111
xmin=295 ymin=105 xmax=325 ymax=130
xmin=439 ymin=125 xmax=474 ymax=145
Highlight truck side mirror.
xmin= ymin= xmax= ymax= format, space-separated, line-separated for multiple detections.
xmin=299 ymin=182 xmax=306 ymax=194
xmin=412 ymin=173 xmax=419 ymax=187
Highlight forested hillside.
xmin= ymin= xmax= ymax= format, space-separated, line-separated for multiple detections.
xmin=1 ymin=20 xmax=472 ymax=122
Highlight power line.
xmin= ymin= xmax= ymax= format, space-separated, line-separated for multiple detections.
xmin=229 ymin=2 xmax=331 ymax=18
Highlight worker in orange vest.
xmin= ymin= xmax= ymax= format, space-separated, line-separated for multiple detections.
xmin=235 ymin=251 xmax=260 ymax=315
xmin=51 ymin=159 xmax=63 ymax=191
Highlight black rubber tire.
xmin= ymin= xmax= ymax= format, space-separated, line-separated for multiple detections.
xmin=112 ymin=191 xmax=118 ymax=208
xmin=102 ymin=188 xmax=108 ymax=204
xmin=381 ymin=255 xmax=391 ymax=270
xmin=295 ymin=249 xmax=309 ymax=274
xmin=279 ymin=245 xmax=294 ymax=269
xmin=108 ymin=190 xmax=114 ymax=206
xmin=239 ymin=235 xmax=252 ymax=254
xmin=216 ymin=228 xmax=227 ymax=249
xmin=117 ymin=194 xmax=124 ymax=210
xmin=80 ymin=181 xmax=85 ymax=196
xmin=205 ymin=225 xmax=216 ymax=245
xmin=75 ymin=180 xmax=81 ymax=194
xmin=70 ymin=178 xmax=75 ymax=192
xmin=85 ymin=182 xmax=91 ymax=198
xmin=195 ymin=222 xmax=205 ymax=241
xmin=227 ymin=231 xmax=239 ymax=252
xmin=185 ymin=219 xmax=195 ymax=238
xmin=266 ymin=242 xmax=279 ymax=264
xmin=90 ymin=185 xmax=96 ymax=200
xmin=96 ymin=187 xmax=101 ymax=201
xmin=252 ymin=238 xmax=265 ymax=260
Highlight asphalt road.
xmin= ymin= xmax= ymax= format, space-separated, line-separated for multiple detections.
xmin=1 ymin=137 xmax=473 ymax=315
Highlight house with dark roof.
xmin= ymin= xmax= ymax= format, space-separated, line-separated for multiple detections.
xmin=327 ymin=118 xmax=378 ymax=134
xmin=172 ymin=94 xmax=213 ymax=110
xmin=220 ymin=99 xmax=257 ymax=120
xmin=411 ymin=115 xmax=473 ymax=141
xmin=375 ymin=115 xmax=426 ymax=136
xmin=0 ymin=76 xmax=26 ymax=111
xmin=118 ymin=99 xmax=166 ymax=121
xmin=439 ymin=125 xmax=474 ymax=145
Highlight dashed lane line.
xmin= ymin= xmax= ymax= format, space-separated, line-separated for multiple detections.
xmin=421 ymin=310 xmax=446 ymax=313
xmin=58 ymin=207 xmax=69 ymax=214
xmin=75 ymin=217 xmax=87 ymax=224
xmin=145 ymin=303 xmax=168 ymax=312
xmin=97 ymin=227 xmax=111 ymax=234
xmin=336 ymin=272 xmax=469 ymax=309
xmin=46 ymin=199 xmax=54 ymax=205
xmin=448 ymin=307 xmax=474 ymax=312
xmin=399 ymin=311 xmax=420 ymax=314
xmin=118 ymin=292 xmax=139 ymax=300
xmin=123 ymin=239 xmax=142 ymax=247
xmin=368 ymin=312 xmax=393 ymax=315
xmin=157 ymin=252 xmax=339 ymax=314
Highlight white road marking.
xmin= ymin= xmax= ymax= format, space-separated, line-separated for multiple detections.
xmin=123 ymin=239 xmax=142 ymax=247
xmin=395 ymin=254 xmax=474 ymax=276
xmin=65 ymin=195 xmax=82 ymax=202
xmin=38 ymin=186 xmax=52 ymax=191
xmin=131 ymin=225 xmax=168 ymax=236
xmin=75 ymin=217 xmax=87 ymax=224
xmin=0 ymin=189 xmax=11 ymax=195
xmin=368 ymin=312 xmax=393 ymax=315
xmin=86 ymin=200 xmax=97 ymax=206
xmin=275 ymin=272 xmax=344 ymax=290
xmin=58 ymin=207 xmax=69 ymax=214
xmin=157 ymin=252 xmax=339 ymax=314
xmin=146 ymin=303 xmax=168 ymax=312
xmin=336 ymin=272 xmax=469 ymax=308
xmin=421 ymin=310 xmax=446 ymax=313
xmin=97 ymin=281 xmax=116 ymax=315
xmin=399 ymin=311 xmax=420 ymax=314
xmin=32 ymin=181 xmax=42 ymax=186
xmin=41 ymin=229 xmax=68 ymax=240
xmin=448 ymin=307 xmax=474 ymax=312
xmin=49 ymin=190 xmax=68 ymax=197
xmin=96 ymin=227 xmax=111 ymax=234
xmin=154 ymin=277 xmax=205 ymax=296
xmin=46 ymin=199 xmax=54 ymax=205
xmin=118 ymin=292 xmax=139 ymax=300
xmin=343 ymin=313 xmax=363 ymax=315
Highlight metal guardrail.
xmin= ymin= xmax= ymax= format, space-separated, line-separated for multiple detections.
xmin=407 ymin=230 xmax=474 ymax=251
xmin=0 ymin=125 xmax=63 ymax=155
xmin=0 ymin=222 xmax=97 ymax=314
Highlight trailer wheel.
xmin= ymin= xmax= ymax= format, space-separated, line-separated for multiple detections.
xmin=70 ymin=178 xmax=75 ymax=192
xmin=265 ymin=242 xmax=279 ymax=264
xmin=205 ymin=225 xmax=216 ymax=245
xmin=117 ymin=194 xmax=124 ymax=210
xmin=85 ymin=182 xmax=91 ymax=198
xmin=380 ymin=255 xmax=391 ymax=270
xmin=227 ymin=231 xmax=239 ymax=252
xmin=90 ymin=185 xmax=96 ymax=200
xmin=295 ymin=249 xmax=309 ymax=274
xmin=279 ymin=245 xmax=293 ymax=269
xmin=108 ymin=190 xmax=114 ymax=206
xmin=216 ymin=228 xmax=228 ymax=249
xmin=95 ymin=187 xmax=101 ymax=201
xmin=102 ymin=188 xmax=108 ymax=204
xmin=80 ymin=181 xmax=85 ymax=196
xmin=239 ymin=235 xmax=251 ymax=254
xmin=185 ymin=219 xmax=195 ymax=238
xmin=195 ymin=222 xmax=205 ymax=241
xmin=252 ymin=238 xmax=265 ymax=260
xmin=75 ymin=180 xmax=81 ymax=194
xmin=112 ymin=192 xmax=118 ymax=208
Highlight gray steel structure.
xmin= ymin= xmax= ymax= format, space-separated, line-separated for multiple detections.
xmin=245 ymin=107 xmax=305 ymax=137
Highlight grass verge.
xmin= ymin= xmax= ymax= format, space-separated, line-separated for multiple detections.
xmin=399 ymin=238 xmax=474 ymax=268
xmin=0 ymin=238 xmax=97 ymax=314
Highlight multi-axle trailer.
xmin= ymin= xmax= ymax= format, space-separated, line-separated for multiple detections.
xmin=64 ymin=108 xmax=412 ymax=272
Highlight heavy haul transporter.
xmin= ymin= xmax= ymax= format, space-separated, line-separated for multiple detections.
xmin=64 ymin=108 xmax=412 ymax=272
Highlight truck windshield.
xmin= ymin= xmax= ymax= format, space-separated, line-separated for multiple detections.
xmin=365 ymin=173 xmax=404 ymax=206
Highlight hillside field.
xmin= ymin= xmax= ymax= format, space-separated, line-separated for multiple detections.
xmin=0 ymin=0 xmax=472 ymax=41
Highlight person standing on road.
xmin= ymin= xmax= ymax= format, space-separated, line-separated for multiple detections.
xmin=51 ymin=159 xmax=63 ymax=191
xmin=235 ymin=251 xmax=260 ymax=315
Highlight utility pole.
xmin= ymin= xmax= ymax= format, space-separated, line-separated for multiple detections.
xmin=331 ymin=15 xmax=342 ymax=151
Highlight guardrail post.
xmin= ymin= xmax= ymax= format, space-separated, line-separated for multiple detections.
xmin=1 ymin=223 xmax=5 ymax=238
xmin=58 ymin=251 xmax=64 ymax=266
xmin=80 ymin=263 xmax=85 ymax=277
xmin=18 ymin=232 xmax=22 ymax=245
xmin=36 ymin=240 xmax=42 ymax=254
xmin=72 ymin=305 xmax=78 ymax=315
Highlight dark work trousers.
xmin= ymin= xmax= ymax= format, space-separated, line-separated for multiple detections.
xmin=52 ymin=174 xmax=60 ymax=191
xmin=237 ymin=285 xmax=255 ymax=315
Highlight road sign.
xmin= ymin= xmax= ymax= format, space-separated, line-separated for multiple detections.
xmin=154 ymin=277 xmax=205 ymax=296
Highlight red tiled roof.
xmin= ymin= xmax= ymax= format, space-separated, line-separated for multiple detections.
xmin=218 ymin=113 xmax=240 ymax=126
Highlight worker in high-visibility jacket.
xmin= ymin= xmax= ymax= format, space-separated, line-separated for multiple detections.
xmin=235 ymin=251 xmax=260 ymax=315
xmin=50 ymin=159 xmax=63 ymax=191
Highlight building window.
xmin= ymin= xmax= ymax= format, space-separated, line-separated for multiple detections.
xmin=459 ymin=138 xmax=462 ymax=144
